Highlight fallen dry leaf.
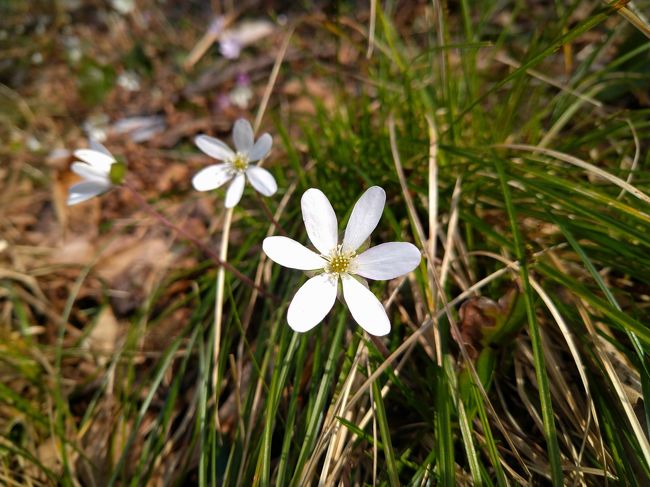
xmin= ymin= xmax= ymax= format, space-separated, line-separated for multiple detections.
xmin=95 ymin=237 xmax=172 ymax=283
xmin=85 ymin=306 xmax=120 ymax=363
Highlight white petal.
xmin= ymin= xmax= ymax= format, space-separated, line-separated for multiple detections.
xmin=247 ymin=133 xmax=272 ymax=161
xmin=287 ymin=274 xmax=338 ymax=332
xmin=301 ymin=188 xmax=338 ymax=255
xmin=74 ymin=149 xmax=114 ymax=173
xmin=225 ymin=173 xmax=245 ymax=208
xmin=353 ymin=242 xmax=421 ymax=280
xmin=262 ymin=236 xmax=326 ymax=270
xmin=233 ymin=118 xmax=254 ymax=153
xmin=246 ymin=165 xmax=277 ymax=196
xmin=195 ymin=135 xmax=235 ymax=161
xmin=71 ymin=162 xmax=110 ymax=183
xmin=192 ymin=164 xmax=233 ymax=191
xmin=89 ymin=139 xmax=112 ymax=157
xmin=342 ymin=186 xmax=386 ymax=253
xmin=341 ymin=274 xmax=390 ymax=336
xmin=220 ymin=37 xmax=242 ymax=59
xmin=67 ymin=181 xmax=110 ymax=206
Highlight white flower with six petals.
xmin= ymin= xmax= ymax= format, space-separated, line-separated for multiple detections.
xmin=263 ymin=186 xmax=421 ymax=336
xmin=192 ymin=118 xmax=277 ymax=208
xmin=67 ymin=140 xmax=119 ymax=206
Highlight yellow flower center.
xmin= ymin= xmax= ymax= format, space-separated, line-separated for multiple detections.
xmin=231 ymin=152 xmax=249 ymax=172
xmin=325 ymin=246 xmax=355 ymax=275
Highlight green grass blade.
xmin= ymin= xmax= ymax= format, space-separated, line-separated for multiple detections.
xmin=494 ymin=157 xmax=563 ymax=485
xmin=290 ymin=313 xmax=347 ymax=486
xmin=371 ymin=375 xmax=400 ymax=486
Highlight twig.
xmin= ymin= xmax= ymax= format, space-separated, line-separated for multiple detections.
xmin=254 ymin=192 xmax=287 ymax=236
xmin=123 ymin=183 xmax=276 ymax=301
xmin=183 ymin=13 xmax=237 ymax=71
xmin=253 ymin=26 xmax=295 ymax=135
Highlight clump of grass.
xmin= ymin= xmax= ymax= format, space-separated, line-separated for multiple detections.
xmin=2 ymin=1 xmax=650 ymax=486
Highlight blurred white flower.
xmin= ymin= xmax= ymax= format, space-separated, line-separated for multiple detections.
xmin=208 ymin=16 xmax=226 ymax=36
xmin=229 ymin=85 xmax=252 ymax=108
xmin=83 ymin=113 xmax=110 ymax=142
xmin=117 ymin=71 xmax=141 ymax=92
xmin=229 ymin=73 xmax=253 ymax=108
xmin=219 ymin=36 xmax=242 ymax=59
xmin=111 ymin=0 xmax=135 ymax=15
xmin=218 ymin=19 xmax=274 ymax=59
xmin=192 ymin=118 xmax=277 ymax=208
xmin=263 ymin=187 xmax=421 ymax=336
xmin=26 ymin=135 xmax=41 ymax=151
xmin=63 ymin=36 xmax=82 ymax=64
xmin=111 ymin=115 xmax=165 ymax=142
xmin=67 ymin=140 xmax=120 ymax=206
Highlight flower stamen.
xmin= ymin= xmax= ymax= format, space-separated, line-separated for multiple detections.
xmin=325 ymin=245 xmax=355 ymax=275
xmin=231 ymin=152 xmax=249 ymax=172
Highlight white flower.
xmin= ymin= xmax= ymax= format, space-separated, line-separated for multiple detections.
xmin=192 ymin=118 xmax=277 ymax=208
xmin=219 ymin=37 xmax=242 ymax=59
xmin=263 ymin=186 xmax=421 ymax=336
xmin=67 ymin=139 xmax=118 ymax=206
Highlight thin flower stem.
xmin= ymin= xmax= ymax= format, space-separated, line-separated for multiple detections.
xmin=212 ymin=206 xmax=233 ymax=429
xmin=122 ymin=183 xmax=275 ymax=301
